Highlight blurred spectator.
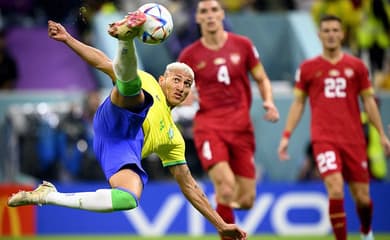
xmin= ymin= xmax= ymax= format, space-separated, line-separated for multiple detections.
xmin=35 ymin=0 xmax=82 ymax=24
xmin=78 ymin=90 xmax=105 ymax=181
xmin=164 ymin=0 xmax=197 ymax=59
xmin=76 ymin=0 xmax=119 ymax=44
xmin=311 ymin=0 xmax=361 ymax=51
xmin=0 ymin=29 xmax=18 ymax=90
xmin=355 ymin=0 xmax=390 ymax=86
xmin=0 ymin=0 xmax=35 ymax=27
xmin=376 ymin=58 xmax=390 ymax=91
xmin=251 ymin=0 xmax=296 ymax=11
xmin=293 ymin=0 xmax=316 ymax=11
xmin=11 ymin=92 xmax=104 ymax=182
xmin=361 ymin=99 xmax=388 ymax=181
xmin=220 ymin=0 xmax=253 ymax=12
xmin=57 ymin=91 xmax=104 ymax=181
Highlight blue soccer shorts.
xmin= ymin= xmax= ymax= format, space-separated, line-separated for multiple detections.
xmin=93 ymin=91 xmax=153 ymax=185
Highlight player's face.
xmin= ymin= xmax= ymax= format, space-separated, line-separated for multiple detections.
xmin=196 ymin=0 xmax=225 ymax=34
xmin=159 ymin=69 xmax=194 ymax=108
xmin=318 ymin=20 xmax=344 ymax=51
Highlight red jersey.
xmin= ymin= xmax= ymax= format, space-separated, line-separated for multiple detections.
xmin=178 ymin=32 xmax=260 ymax=131
xmin=295 ymin=53 xmax=372 ymax=144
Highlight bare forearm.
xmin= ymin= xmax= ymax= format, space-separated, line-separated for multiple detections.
xmin=181 ymin=178 xmax=225 ymax=230
xmin=169 ymin=165 xmax=225 ymax=231
xmin=64 ymin=36 xmax=114 ymax=78
xmin=364 ymin=97 xmax=386 ymax=136
xmin=48 ymin=20 xmax=114 ymax=79
xmin=257 ymin=77 xmax=273 ymax=103
xmin=252 ymin=63 xmax=274 ymax=103
xmin=284 ymin=99 xmax=305 ymax=133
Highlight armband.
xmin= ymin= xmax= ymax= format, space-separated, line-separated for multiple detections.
xmin=282 ymin=131 xmax=291 ymax=139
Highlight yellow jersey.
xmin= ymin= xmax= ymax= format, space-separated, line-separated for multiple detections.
xmin=138 ymin=70 xmax=187 ymax=167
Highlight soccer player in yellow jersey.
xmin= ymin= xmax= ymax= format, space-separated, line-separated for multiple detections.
xmin=8 ymin=11 xmax=247 ymax=240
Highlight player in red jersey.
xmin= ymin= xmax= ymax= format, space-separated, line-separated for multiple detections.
xmin=178 ymin=1 xmax=279 ymax=238
xmin=278 ymin=15 xmax=390 ymax=240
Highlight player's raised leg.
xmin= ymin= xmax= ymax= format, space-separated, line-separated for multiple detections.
xmin=108 ymin=10 xmax=148 ymax=110
xmin=7 ymin=12 xmax=148 ymax=213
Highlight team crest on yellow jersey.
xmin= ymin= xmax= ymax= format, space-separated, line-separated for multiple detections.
xmin=168 ymin=127 xmax=174 ymax=140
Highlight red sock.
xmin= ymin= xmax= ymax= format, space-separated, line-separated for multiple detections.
xmin=329 ymin=199 xmax=347 ymax=240
xmin=356 ymin=200 xmax=373 ymax=234
xmin=216 ymin=203 xmax=234 ymax=240
xmin=216 ymin=202 xmax=235 ymax=223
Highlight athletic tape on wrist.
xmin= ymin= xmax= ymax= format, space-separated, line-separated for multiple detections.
xmin=282 ymin=131 xmax=291 ymax=139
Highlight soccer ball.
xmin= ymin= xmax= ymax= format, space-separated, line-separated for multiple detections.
xmin=137 ymin=3 xmax=173 ymax=45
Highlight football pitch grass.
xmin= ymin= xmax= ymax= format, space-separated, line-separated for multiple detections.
xmin=2 ymin=234 xmax=390 ymax=240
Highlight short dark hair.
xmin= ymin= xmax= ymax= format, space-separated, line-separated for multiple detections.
xmin=319 ymin=14 xmax=343 ymax=25
xmin=198 ymin=0 xmax=222 ymax=5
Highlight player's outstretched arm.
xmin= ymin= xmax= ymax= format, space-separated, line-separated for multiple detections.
xmin=251 ymin=63 xmax=279 ymax=123
xmin=47 ymin=20 xmax=115 ymax=80
xmin=278 ymin=95 xmax=306 ymax=160
xmin=168 ymin=164 xmax=247 ymax=240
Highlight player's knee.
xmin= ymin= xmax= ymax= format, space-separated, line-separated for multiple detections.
xmin=239 ymin=196 xmax=255 ymax=209
xmin=213 ymin=176 xmax=235 ymax=203
xmin=235 ymin=194 xmax=255 ymax=209
xmin=328 ymin=189 xmax=344 ymax=199
xmin=219 ymin=185 xmax=235 ymax=201
xmin=326 ymin=182 xmax=344 ymax=199
xmin=354 ymin=192 xmax=371 ymax=206
xmin=111 ymin=188 xmax=139 ymax=211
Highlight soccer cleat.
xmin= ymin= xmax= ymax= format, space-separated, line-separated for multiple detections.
xmin=7 ymin=181 xmax=57 ymax=207
xmin=108 ymin=10 xmax=146 ymax=40
xmin=361 ymin=230 xmax=374 ymax=240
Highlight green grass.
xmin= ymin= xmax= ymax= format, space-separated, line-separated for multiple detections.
xmin=1 ymin=234 xmax=390 ymax=240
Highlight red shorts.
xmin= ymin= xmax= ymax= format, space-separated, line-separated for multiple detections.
xmin=312 ymin=142 xmax=369 ymax=183
xmin=193 ymin=129 xmax=256 ymax=178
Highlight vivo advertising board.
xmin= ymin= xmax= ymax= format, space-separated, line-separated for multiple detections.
xmin=37 ymin=181 xmax=390 ymax=235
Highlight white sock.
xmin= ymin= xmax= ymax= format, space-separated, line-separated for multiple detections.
xmin=45 ymin=189 xmax=114 ymax=212
xmin=113 ymin=40 xmax=138 ymax=81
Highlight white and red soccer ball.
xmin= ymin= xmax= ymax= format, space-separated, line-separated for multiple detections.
xmin=137 ymin=3 xmax=173 ymax=45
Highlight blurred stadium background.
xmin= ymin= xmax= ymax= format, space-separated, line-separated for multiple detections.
xmin=0 ymin=0 xmax=389 ymax=238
